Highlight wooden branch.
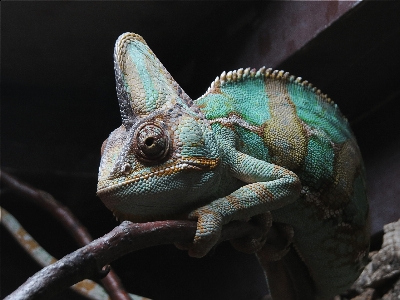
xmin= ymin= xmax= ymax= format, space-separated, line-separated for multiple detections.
xmin=1 ymin=206 xmax=119 ymax=300
xmin=5 ymin=218 xmax=261 ymax=300
xmin=0 ymin=170 xmax=131 ymax=300
xmin=0 ymin=170 xmax=93 ymax=246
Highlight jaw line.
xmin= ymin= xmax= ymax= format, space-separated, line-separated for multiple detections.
xmin=97 ymin=157 xmax=220 ymax=195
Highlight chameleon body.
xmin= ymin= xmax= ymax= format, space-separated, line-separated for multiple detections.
xmin=97 ymin=33 xmax=369 ymax=299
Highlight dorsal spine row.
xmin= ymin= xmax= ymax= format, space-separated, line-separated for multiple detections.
xmin=203 ymin=67 xmax=334 ymax=105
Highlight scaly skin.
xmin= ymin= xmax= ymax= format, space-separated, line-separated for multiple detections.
xmin=97 ymin=33 xmax=370 ymax=299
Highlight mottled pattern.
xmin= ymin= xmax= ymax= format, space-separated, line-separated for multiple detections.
xmin=97 ymin=33 xmax=370 ymax=299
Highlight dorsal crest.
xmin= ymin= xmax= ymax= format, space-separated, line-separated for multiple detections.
xmin=113 ymin=32 xmax=193 ymax=128
xmin=200 ymin=67 xmax=334 ymax=106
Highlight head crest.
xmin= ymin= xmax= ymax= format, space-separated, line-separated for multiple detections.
xmin=113 ymin=32 xmax=193 ymax=128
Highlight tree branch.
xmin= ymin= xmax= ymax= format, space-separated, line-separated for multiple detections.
xmin=5 ymin=218 xmax=261 ymax=300
xmin=0 ymin=170 xmax=131 ymax=300
xmin=1 ymin=206 xmax=123 ymax=300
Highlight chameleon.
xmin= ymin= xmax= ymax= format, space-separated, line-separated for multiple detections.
xmin=97 ymin=32 xmax=370 ymax=299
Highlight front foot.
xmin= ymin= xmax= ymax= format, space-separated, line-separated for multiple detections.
xmin=185 ymin=208 xmax=223 ymax=258
xmin=176 ymin=209 xmax=272 ymax=258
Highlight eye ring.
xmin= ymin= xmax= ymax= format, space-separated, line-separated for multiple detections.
xmin=133 ymin=121 xmax=170 ymax=163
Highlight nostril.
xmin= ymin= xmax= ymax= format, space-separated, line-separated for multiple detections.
xmin=121 ymin=163 xmax=131 ymax=174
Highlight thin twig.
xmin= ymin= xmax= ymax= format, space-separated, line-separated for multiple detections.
xmin=5 ymin=219 xmax=261 ymax=300
xmin=0 ymin=170 xmax=131 ymax=300
xmin=1 ymin=206 xmax=117 ymax=300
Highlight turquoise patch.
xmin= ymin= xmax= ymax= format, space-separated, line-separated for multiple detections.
xmin=196 ymin=78 xmax=271 ymax=125
xmin=127 ymin=41 xmax=159 ymax=112
xmin=286 ymin=83 xmax=350 ymax=143
xmin=303 ymin=133 xmax=335 ymax=188
xmin=178 ymin=118 xmax=209 ymax=157
xmin=235 ymin=126 xmax=269 ymax=161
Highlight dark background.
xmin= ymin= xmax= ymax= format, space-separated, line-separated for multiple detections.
xmin=1 ymin=2 xmax=400 ymax=299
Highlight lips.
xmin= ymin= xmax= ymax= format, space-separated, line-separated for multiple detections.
xmin=97 ymin=157 xmax=220 ymax=194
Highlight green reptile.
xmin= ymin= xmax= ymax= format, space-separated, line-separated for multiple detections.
xmin=97 ymin=32 xmax=370 ymax=299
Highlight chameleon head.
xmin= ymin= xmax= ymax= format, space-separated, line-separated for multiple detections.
xmin=97 ymin=33 xmax=221 ymax=221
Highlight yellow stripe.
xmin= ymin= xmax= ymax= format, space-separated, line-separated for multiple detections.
xmin=263 ymin=79 xmax=308 ymax=170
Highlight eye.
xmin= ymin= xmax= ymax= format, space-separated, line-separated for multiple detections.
xmin=134 ymin=122 xmax=170 ymax=162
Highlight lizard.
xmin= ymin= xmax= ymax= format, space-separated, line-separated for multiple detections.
xmin=97 ymin=32 xmax=370 ymax=299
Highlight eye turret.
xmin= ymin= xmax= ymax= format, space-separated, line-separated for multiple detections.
xmin=133 ymin=121 xmax=170 ymax=162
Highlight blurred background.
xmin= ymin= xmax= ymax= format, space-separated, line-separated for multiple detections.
xmin=2 ymin=2 xmax=399 ymax=299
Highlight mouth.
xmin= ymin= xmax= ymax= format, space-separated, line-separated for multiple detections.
xmin=97 ymin=157 xmax=220 ymax=194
